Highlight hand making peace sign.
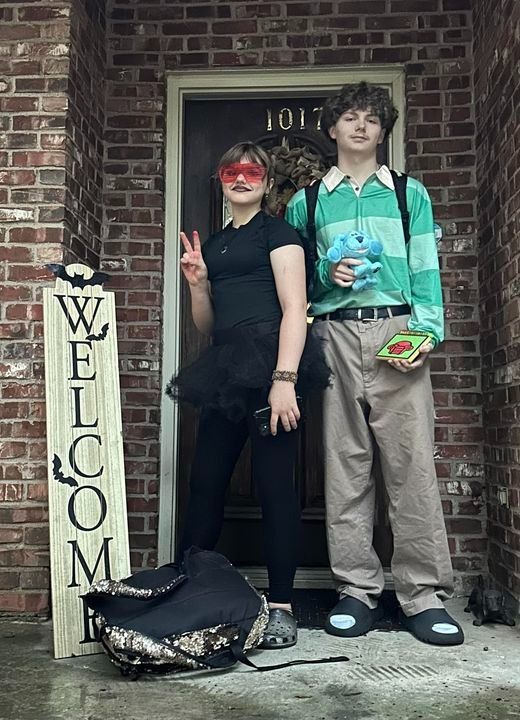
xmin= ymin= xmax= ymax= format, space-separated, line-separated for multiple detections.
xmin=180 ymin=231 xmax=208 ymax=287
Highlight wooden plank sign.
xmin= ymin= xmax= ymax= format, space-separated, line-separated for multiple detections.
xmin=43 ymin=263 xmax=130 ymax=659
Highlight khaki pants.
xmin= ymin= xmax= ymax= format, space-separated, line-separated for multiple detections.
xmin=313 ymin=316 xmax=454 ymax=616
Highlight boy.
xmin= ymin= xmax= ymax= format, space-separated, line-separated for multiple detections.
xmin=285 ymin=82 xmax=463 ymax=645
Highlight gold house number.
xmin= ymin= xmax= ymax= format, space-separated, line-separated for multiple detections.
xmin=266 ymin=106 xmax=323 ymax=132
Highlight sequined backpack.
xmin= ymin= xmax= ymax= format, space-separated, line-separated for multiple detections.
xmin=83 ymin=548 xmax=269 ymax=679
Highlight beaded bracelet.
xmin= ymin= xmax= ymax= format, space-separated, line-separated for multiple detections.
xmin=271 ymin=370 xmax=298 ymax=384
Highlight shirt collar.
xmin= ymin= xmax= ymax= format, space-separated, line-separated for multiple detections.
xmin=223 ymin=209 xmax=264 ymax=233
xmin=322 ymin=164 xmax=395 ymax=192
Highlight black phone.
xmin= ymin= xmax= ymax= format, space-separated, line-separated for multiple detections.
xmin=253 ymin=395 xmax=303 ymax=437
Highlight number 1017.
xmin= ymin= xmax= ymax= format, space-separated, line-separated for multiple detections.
xmin=266 ymin=106 xmax=323 ymax=132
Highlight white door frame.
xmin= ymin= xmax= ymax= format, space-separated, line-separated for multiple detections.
xmin=158 ymin=66 xmax=405 ymax=570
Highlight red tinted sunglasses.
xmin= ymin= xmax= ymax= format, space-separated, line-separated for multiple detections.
xmin=218 ymin=162 xmax=267 ymax=184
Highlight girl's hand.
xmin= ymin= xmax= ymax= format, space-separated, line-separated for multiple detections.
xmin=180 ymin=231 xmax=208 ymax=287
xmin=267 ymin=382 xmax=300 ymax=436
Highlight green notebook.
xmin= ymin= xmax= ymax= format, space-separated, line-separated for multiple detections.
xmin=376 ymin=331 xmax=432 ymax=363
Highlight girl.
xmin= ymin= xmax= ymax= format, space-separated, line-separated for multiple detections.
xmin=168 ymin=142 xmax=330 ymax=649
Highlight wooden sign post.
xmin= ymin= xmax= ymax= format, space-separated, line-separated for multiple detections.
xmin=43 ymin=263 xmax=130 ymax=659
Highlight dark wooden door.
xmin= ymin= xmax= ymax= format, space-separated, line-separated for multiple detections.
xmin=176 ymin=95 xmax=392 ymax=571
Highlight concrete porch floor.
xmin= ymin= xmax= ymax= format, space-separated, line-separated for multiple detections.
xmin=2 ymin=599 xmax=519 ymax=720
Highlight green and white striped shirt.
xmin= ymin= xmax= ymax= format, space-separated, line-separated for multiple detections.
xmin=285 ymin=164 xmax=444 ymax=346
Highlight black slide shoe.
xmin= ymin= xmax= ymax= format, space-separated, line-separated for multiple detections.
xmin=325 ymin=596 xmax=383 ymax=638
xmin=399 ymin=608 xmax=464 ymax=646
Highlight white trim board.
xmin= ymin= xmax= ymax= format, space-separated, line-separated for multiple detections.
xmin=158 ymin=66 xmax=406 ymax=567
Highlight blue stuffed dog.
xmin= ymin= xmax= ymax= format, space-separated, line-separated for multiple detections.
xmin=326 ymin=231 xmax=383 ymax=291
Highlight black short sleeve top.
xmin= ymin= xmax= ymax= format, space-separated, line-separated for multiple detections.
xmin=202 ymin=211 xmax=303 ymax=331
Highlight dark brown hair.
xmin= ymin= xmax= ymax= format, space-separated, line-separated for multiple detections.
xmin=321 ymin=81 xmax=399 ymax=141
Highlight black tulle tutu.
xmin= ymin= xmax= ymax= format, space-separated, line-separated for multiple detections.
xmin=166 ymin=320 xmax=331 ymax=422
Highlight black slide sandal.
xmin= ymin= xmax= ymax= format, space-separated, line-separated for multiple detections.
xmin=399 ymin=608 xmax=464 ymax=646
xmin=325 ymin=596 xmax=383 ymax=638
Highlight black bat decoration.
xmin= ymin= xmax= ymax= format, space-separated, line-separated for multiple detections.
xmin=52 ymin=454 xmax=78 ymax=488
xmin=46 ymin=264 xmax=111 ymax=289
xmin=86 ymin=322 xmax=109 ymax=342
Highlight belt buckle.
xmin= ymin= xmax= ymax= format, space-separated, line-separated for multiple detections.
xmin=361 ymin=307 xmax=378 ymax=323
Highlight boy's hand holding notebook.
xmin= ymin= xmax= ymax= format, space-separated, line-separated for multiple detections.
xmin=376 ymin=331 xmax=433 ymax=364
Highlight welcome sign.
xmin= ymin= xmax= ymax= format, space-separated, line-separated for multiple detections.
xmin=43 ymin=263 xmax=130 ymax=659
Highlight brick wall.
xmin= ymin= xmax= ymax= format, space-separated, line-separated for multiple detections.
xmin=1 ymin=0 xmax=487 ymax=614
xmin=66 ymin=0 xmax=106 ymax=264
xmin=0 ymin=0 xmax=106 ymax=615
xmin=0 ymin=0 xmax=70 ymax=614
xmin=473 ymin=0 xmax=520 ymax=605
xmin=103 ymin=0 xmax=484 ymax=588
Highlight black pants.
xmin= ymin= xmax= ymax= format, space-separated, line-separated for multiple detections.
xmin=179 ymin=391 xmax=302 ymax=604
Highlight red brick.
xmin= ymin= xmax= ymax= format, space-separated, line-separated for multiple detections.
xmin=0 ymin=528 xmax=23 ymax=544
xmin=446 ymin=518 xmax=484 ymax=534
xmin=13 ymin=115 xmax=65 ymax=131
xmin=0 ymin=506 xmax=49 ymax=526
xmin=41 ymin=95 xmax=67 ymax=112
xmin=26 ymin=483 xmax=48 ymax=501
xmin=264 ymin=50 xmax=308 ymax=64
xmin=0 ymin=97 xmax=38 ymax=112
xmin=0 ymin=245 xmax=33 ymax=263
xmin=2 ymin=383 xmax=45 ymax=400
xmin=0 ymin=170 xmax=36 ymax=185
xmin=443 ymin=0 xmax=471 ymax=9
xmin=338 ymin=0 xmax=385 ymax=9
xmin=15 ymin=77 xmax=47 ymax=92
xmin=12 ymin=151 xmax=67 ymax=167
xmin=18 ymin=7 xmax=69 ymax=21
xmin=366 ymin=15 xmax=415 ymax=29
xmin=368 ymin=47 xmax=413 ymax=62
xmin=286 ymin=2 xmax=332 ymax=14
xmin=20 ymin=569 xmax=49 ymax=590
xmin=24 ymin=526 xmax=49 ymax=546
xmin=391 ymin=0 xmax=439 ymax=10
xmin=459 ymin=537 xmax=488 ymax=553
xmin=314 ymin=49 xmax=362 ymax=64
xmin=0 ymin=572 xmax=21 ymax=591
xmin=212 ymin=20 xmax=257 ymax=34
xmin=7 ymin=265 xmax=54 ymax=282
xmin=0 ymin=442 xmax=27 ymax=460
xmin=9 ymin=227 xmax=64 ymax=244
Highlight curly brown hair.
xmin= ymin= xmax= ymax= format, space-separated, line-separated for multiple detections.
xmin=321 ymin=82 xmax=399 ymax=141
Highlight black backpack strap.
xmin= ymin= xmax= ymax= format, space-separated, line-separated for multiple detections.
xmin=303 ymin=180 xmax=321 ymax=296
xmin=304 ymin=180 xmax=321 ymax=263
xmin=390 ymin=170 xmax=410 ymax=244
xmin=229 ymin=641 xmax=349 ymax=672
